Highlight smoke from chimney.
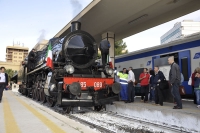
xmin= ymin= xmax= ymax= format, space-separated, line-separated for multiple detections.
xmin=70 ymin=0 xmax=82 ymax=18
xmin=37 ymin=29 xmax=46 ymax=43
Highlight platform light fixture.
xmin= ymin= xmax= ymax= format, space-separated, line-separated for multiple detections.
xmin=128 ymin=14 xmax=148 ymax=25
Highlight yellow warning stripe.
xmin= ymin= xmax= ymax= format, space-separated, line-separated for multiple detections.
xmin=10 ymin=92 xmax=66 ymax=133
xmin=3 ymin=97 xmax=21 ymax=133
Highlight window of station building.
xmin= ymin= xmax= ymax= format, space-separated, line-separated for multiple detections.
xmin=19 ymin=57 xmax=22 ymax=59
xmin=14 ymin=56 xmax=17 ymax=58
xmin=19 ymin=53 xmax=22 ymax=55
xmin=161 ymin=28 xmax=180 ymax=43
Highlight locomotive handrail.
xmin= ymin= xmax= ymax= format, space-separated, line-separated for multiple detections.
xmin=27 ymin=64 xmax=46 ymax=75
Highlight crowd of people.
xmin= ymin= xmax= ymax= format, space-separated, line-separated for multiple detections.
xmin=116 ymin=56 xmax=200 ymax=109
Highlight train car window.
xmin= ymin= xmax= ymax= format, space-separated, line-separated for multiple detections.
xmin=160 ymin=52 xmax=179 ymax=65
xmin=181 ymin=58 xmax=189 ymax=81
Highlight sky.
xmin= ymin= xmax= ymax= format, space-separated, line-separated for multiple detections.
xmin=0 ymin=0 xmax=92 ymax=61
xmin=0 ymin=0 xmax=200 ymax=61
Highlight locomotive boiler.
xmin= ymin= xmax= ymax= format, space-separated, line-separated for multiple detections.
xmin=18 ymin=21 xmax=121 ymax=113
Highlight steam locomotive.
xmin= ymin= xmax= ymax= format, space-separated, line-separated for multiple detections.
xmin=18 ymin=21 xmax=121 ymax=113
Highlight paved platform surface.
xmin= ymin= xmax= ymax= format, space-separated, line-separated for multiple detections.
xmin=106 ymin=97 xmax=200 ymax=133
xmin=0 ymin=90 xmax=98 ymax=133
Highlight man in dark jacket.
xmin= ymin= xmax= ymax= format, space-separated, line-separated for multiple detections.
xmin=0 ymin=67 xmax=9 ymax=103
xmin=153 ymin=66 xmax=165 ymax=106
xmin=99 ymin=39 xmax=110 ymax=68
xmin=168 ymin=56 xmax=182 ymax=109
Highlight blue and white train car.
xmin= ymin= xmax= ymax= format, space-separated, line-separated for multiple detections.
xmin=115 ymin=32 xmax=200 ymax=97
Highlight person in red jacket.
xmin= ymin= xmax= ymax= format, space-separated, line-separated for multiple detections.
xmin=192 ymin=68 xmax=199 ymax=104
xmin=139 ymin=68 xmax=150 ymax=102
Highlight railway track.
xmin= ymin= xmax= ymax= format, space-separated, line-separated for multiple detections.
xmin=68 ymin=114 xmax=115 ymax=133
xmin=68 ymin=108 xmax=189 ymax=133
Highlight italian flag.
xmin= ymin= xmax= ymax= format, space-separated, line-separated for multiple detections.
xmin=108 ymin=56 xmax=113 ymax=69
xmin=46 ymin=43 xmax=53 ymax=69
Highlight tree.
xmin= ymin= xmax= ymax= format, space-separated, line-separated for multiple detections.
xmin=115 ymin=40 xmax=128 ymax=56
xmin=5 ymin=69 xmax=15 ymax=82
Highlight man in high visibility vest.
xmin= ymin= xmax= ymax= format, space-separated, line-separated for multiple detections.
xmin=117 ymin=68 xmax=128 ymax=101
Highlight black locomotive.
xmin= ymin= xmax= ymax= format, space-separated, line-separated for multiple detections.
xmin=18 ymin=21 xmax=121 ymax=113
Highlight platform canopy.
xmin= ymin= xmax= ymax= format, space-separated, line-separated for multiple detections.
xmin=54 ymin=0 xmax=200 ymax=43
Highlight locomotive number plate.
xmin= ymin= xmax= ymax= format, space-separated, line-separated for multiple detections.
xmin=94 ymin=82 xmax=102 ymax=88
xmin=80 ymin=82 xmax=86 ymax=87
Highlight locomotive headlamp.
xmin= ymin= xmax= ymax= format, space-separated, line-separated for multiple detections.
xmin=64 ymin=65 xmax=74 ymax=74
xmin=105 ymin=67 xmax=113 ymax=76
xmin=50 ymin=84 xmax=56 ymax=91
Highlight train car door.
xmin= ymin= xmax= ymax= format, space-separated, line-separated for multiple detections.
xmin=178 ymin=50 xmax=192 ymax=95
xmin=152 ymin=56 xmax=160 ymax=69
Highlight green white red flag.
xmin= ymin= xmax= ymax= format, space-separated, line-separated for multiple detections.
xmin=108 ymin=56 xmax=113 ymax=69
xmin=46 ymin=43 xmax=53 ymax=69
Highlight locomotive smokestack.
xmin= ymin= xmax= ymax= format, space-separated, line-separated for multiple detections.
xmin=71 ymin=21 xmax=81 ymax=32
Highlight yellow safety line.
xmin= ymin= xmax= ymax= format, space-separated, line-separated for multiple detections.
xmin=3 ymin=97 xmax=21 ymax=133
xmin=10 ymin=92 xmax=66 ymax=133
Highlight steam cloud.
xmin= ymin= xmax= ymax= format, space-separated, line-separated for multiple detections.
xmin=37 ymin=29 xmax=46 ymax=43
xmin=70 ymin=0 xmax=82 ymax=18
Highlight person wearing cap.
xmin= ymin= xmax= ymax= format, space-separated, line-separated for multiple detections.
xmin=99 ymin=39 xmax=110 ymax=69
xmin=0 ymin=67 xmax=9 ymax=103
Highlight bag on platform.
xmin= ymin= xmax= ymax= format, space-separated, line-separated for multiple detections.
xmin=159 ymin=79 xmax=169 ymax=90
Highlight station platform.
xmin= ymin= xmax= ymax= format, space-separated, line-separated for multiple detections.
xmin=0 ymin=90 xmax=98 ymax=133
xmin=106 ymin=97 xmax=200 ymax=133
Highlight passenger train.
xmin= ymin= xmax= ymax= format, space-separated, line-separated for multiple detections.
xmin=115 ymin=32 xmax=200 ymax=97
xmin=17 ymin=21 xmax=121 ymax=113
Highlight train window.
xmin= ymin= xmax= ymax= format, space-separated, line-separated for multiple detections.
xmin=181 ymin=58 xmax=189 ymax=81
xmin=160 ymin=52 xmax=179 ymax=65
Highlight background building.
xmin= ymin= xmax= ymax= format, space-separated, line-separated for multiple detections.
xmin=0 ymin=44 xmax=29 ymax=72
xmin=6 ymin=44 xmax=29 ymax=63
xmin=160 ymin=20 xmax=200 ymax=44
